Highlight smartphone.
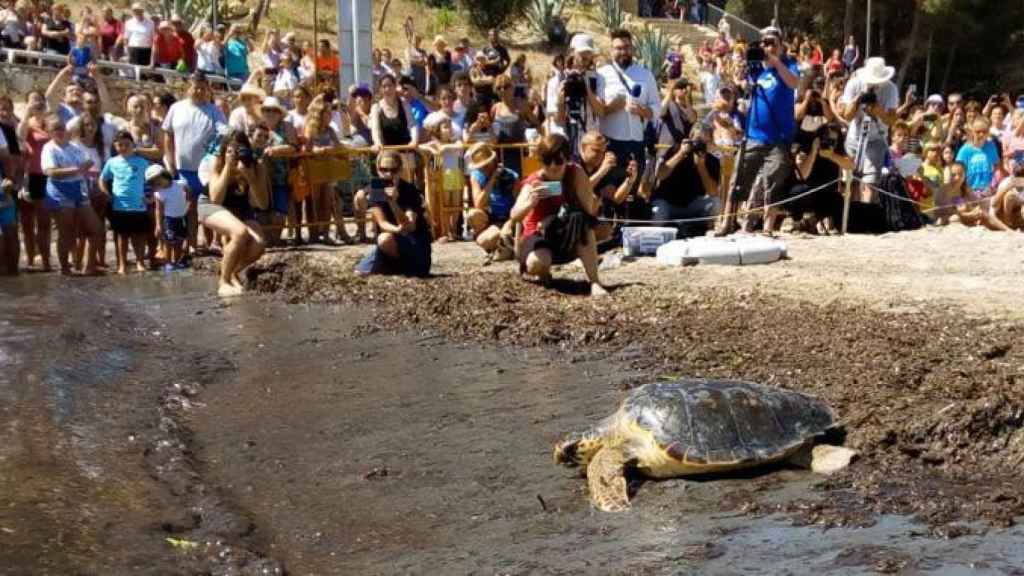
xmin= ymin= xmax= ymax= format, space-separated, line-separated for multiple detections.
xmin=538 ymin=181 xmax=563 ymax=197
xmin=514 ymin=85 xmax=527 ymax=99
xmin=908 ymin=84 xmax=917 ymax=100
xmin=368 ymin=178 xmax=389 ymax=202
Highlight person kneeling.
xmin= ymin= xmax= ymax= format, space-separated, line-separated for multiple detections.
xmin=466 ymin=142 xmax=518 ymax=261
xmin=201 ymin=130 xmax=269 ymax=297
xmin=651 ymin=135 xmax=721 ymax=237
xmin=354 ymin=151 xmax=432 ymax=278
xmin=510 ymin=133 xmax=607 ymax=297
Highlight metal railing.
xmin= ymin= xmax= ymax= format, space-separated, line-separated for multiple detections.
xmin=0 ymin=48 xmax=243 ymax=90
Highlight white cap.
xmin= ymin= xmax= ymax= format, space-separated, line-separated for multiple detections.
xmin=145 ymin=164 xmax=170 ymax=182
xmin=570 ymin=34 xmax=596 ymax=55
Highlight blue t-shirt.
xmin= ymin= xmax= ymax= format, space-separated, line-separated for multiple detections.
xmin=471 ymin=166 xmax=518 ymax=221
xmin=747 ymin=57 xmax=800 ymax=145
xmin=955 ymin=140 xmax=999 ymax=194
xmin=224 ymin=38 xmax=249 ymax=78
xmin=100 ymin=154 xmax=151 ymax=212
xmin=409 ymin=98 xmax=430 ymax=128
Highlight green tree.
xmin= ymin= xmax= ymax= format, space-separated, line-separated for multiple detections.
xmin=461 ymin=0 xmax=531 ymax=33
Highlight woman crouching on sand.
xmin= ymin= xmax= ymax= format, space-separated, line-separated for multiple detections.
xmin=201 ymin=130 xmax=268 ymax=296
xmin=510 ymin=133 xmax=607 ymax=297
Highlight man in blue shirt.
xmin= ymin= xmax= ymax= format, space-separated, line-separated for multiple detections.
xmin=720 ymin=26 xmax=800 ymax=234
xmin=398 ymin=75 xmax=432 ymax=128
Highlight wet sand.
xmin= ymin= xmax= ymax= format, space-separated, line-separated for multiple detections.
xmin=4 ymin=226 xmax=1024 ymax=574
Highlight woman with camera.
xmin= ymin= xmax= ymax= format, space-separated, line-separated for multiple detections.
xmin=354 ymin=151 xmax=432 ymax=278
xmin=201 ymin=130 xmax=268 ymax=297
xmin=510 ymin=133 xmax=607 ymax=297
xmin=466 ymin=142 xmax=518 ymax=259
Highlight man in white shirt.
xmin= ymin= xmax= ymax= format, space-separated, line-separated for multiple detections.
xmin=120 ymin=3 xmax=154 ymax=66
xmin=838 ymin=57 xmax=899 ymax=202
xmin=598 ymin=28 xmax=660 ymax=184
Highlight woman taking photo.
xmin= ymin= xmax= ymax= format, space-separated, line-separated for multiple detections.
xmin=510 ymin=133 xmax=607 ymax=297
xmin=40 ymin=115 xmax=103 ymax=276
xmin=354 ymin=150 xmax=431 ymax=277
xmin=369 ymin=73 xmax=419 ymax=182
xmin=201 ymin=130 xmax=268 ymax=296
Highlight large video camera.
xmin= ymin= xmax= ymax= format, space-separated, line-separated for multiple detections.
xmin=859 ymin=88 xmax=878 ymax=107
xmin=745 ymin=45 xmax=765 ymax=77
xmin=564 ymin=70 xmax=588 ymax=101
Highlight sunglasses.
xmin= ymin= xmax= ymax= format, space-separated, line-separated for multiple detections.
xmin=761 ymin=40 xmax=777 ymax=47
xmin=544 ymin=156 xmax=567 ymax=166
xmin=378 ymin=166 xmax=399 ymax=174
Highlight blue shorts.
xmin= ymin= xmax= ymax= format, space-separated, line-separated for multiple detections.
xmin=179 ymin=170 xmax=204 ymax=201
xmin=272 ymin=185 xmax=290 ymax=216
xmin=162 ymin=215 xmax=187 ymax=243
xmin=45 ymin=179 xmax=87 ymax=211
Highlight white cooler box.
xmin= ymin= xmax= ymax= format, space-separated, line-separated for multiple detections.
xmin=622 ymin=227 xmax=678 ymax=256
xmin=656 ymin=237 xmax=787 ymax=266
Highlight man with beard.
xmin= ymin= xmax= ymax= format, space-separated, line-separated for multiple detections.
xmin=597 ymin=28 xmax=659 ymax=199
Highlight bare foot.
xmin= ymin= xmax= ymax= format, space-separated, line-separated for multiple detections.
xmin=82 ymin=267 xmax=104 ymax=277
xmin=590 ymin=283 xmax=610 ymax=298
xmin=231 ymin=273 xmax=244 ymax=289
xmin=135 ymin=263 xmax=147 ymax=273
xmin=217 ymin=282 xmax=244 ymax=297
xmin=60 ymin=266 xmax=74 ymax=276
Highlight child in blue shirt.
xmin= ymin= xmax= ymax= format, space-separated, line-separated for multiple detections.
xmin=100 ymin=130 xmax=153 ymax=274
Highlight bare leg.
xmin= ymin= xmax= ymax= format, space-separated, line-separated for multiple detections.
xmin=115 ymin=234 xmax=128 ymax=274
xmin=18 ymin=199 xmax=36 ymax=267
xmin=232 ymin=220 xmax=266 ymax=285
xmin=130 ymin=234 xmax=147 ymax=272
xmin=353 ymin=189 xmax=369 ymax=241
xmin=377 ymin=232 xmax=400 ymax=259
xmin=54 ymin=208 xmax=75 ymax=274
xmin=75 ymin=205 xmax=101 ymax=274
xmin=35 ymin=200 xmax=52 ymax=271
xmin=204 ymin=210 xmax=252 ymax=296
xmin=576 ymin=230 xmax=608 ymax=297
xmin=524 ymin=247 xmax=553 ymax=283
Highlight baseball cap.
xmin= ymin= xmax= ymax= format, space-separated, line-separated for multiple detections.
xmin=145 ymin=164 xmax=170 ymax=183
xmin=926 ymin=94 xmax=944 ymax=106
xmin=569 ymin=34 xmax=596 ymax=55
xmin=760 ymin=26 xmax=783 ymax=41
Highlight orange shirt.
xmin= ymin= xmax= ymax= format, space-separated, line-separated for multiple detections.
xmin=316 ymin=54 xmax=340 ymax=74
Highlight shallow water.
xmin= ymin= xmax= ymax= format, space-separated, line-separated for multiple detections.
xmin=3 ymin=272 xmax=1024 ymax=574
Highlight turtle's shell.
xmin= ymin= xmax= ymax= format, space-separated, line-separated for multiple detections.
xmin=622 ymin=379 xmax=836 ymax=470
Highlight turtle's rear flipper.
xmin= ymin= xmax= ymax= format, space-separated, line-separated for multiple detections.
xmin=792 ymin=444 xmax=858 ymax=474
xmin=587 ymin=447 xmax=631 ymax=512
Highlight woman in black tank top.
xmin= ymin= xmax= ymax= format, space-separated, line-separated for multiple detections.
xmin=370 ymin=74 xmax=416 ymax=147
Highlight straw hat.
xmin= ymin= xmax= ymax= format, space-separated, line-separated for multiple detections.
xmin=467 ymin=142 xmax=497 ymax=171
xmin=433 ymin=35 xmax=447 ymax=49
xmin=857 ymin=57 xmax=895 ymax=86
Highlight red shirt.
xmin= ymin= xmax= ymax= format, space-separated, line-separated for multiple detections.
xmin=154 ymin=33 xmax=183 ymax=65
xmin=99 ymin=17 xmax=121 ymax=56
xmin=521 ymin=170 xmax=565 ymax=239
xmin=176 ymin=30 xmax=196 ymax=69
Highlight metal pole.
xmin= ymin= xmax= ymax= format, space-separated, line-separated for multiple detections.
xmin=865 ymin=0 xmax=872 ymax=59
xmin=212 ymin=0 xmax=218 ymax=30
xmin=773 ymin=1 xmax=779 ymax=28
xmin=351 ymin=0 xmax=361 ymax=87
xmin=923 ymin=28 xmax=933 ymax=96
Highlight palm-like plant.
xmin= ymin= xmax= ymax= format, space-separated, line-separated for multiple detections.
xmin=526 ymin=0 xmax=569 ymax=46
xmin=634 ymin=25 xmax=671 ymax=79
xmin=600 ymin=0 xmax=624 ymax=32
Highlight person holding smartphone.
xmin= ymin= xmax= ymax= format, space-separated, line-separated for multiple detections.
xmin=510 ymin=133 xmax=607 ymax=297
xmin=354 ymin=151 xmax=432 ymax=278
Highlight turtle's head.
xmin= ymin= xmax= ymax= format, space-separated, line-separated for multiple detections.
xmin=554 ymin=435 xmax=604 ymax=468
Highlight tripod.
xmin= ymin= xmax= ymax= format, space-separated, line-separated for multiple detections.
xmin=717 ymin=65 xmax=772 ymax=235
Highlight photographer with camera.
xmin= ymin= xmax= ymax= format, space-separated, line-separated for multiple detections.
xmin=719 ymin=25 xmax=800 ymax=235
xmin=838 ymin=57 xmax=899 ymax=202
xmin=652 ymin=128 xmax=721 ymax=237
xmin=546 ymin=34 xmax=606 ymax=158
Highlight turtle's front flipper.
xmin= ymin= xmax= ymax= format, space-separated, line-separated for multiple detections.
xmin=587 ymin=447 xmax=631 ymax=512
xmin=809 ymin=445 xmax=858 ymax=474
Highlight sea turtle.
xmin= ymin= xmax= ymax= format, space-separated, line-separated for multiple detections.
xmin=554 ymin=379 xmax=857 ymax=512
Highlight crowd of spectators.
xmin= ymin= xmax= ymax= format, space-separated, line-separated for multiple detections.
xmin=0 ymin=10 xmax=1021 ymax=299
